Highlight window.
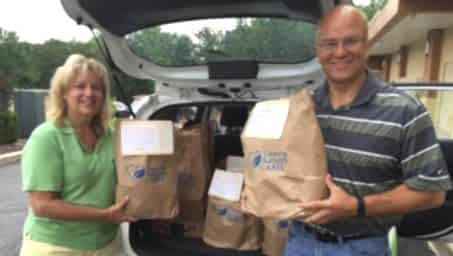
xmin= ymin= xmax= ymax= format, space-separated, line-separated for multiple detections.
xmin=126 ymin=17 xmax=317 ymax=66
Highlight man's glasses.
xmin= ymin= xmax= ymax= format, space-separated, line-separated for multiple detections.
xmin=317 ymin=37 xmax=366 ymax=52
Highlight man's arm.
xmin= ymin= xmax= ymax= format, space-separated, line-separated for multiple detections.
xmin=301 ymin=175 xmax=445 ymax=225
xmin=364 ymin=183 xmax=445 ymax=217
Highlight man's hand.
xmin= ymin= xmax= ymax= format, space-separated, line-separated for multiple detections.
xmin=300 ymin=175 xmax=357 ymax=224
xmin=105 ymin=196 xmax=137 ymax=224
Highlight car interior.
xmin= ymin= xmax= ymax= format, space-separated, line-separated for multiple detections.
xmin=130 ymin=102 xmax=261 ymax=256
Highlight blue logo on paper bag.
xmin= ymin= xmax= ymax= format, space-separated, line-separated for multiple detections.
xmin=212 ymin=204 xmax=227 ymax=216
xmin=217 ymin=208 xmax=227 ymax=216
xmin=250 ymin=151 xmax=287 ymax=171
xmin=133 ymin=167 xmax=146 ymax=178
xmin=126 ymin=165 xmax=165 ymax=182
xmin=252 ymin=153 xmax=262 ymax=168
xmin=225 ymin=209 xmax=244 ymax=224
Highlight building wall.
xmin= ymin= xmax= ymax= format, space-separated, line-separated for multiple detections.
xmin=383 ymin=27 xmax=453 ymax=138
xmin=436 ymin=28 xmax=453 ymax=136
xmin=385 ymin=28 xmax=453 ymax=83
xmin=439 ymin=27 xmax=453 ymax=82
xmin=406 ymin=39 xmax=425 ymax=82
xmin=389 ymin=53 xmax=399 ymax=82
xmin=388 ymin=39 xmax=425 ymax=82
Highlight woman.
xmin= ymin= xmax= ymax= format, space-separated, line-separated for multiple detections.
xmin=20 ymin=54 xmax=134 ymax=256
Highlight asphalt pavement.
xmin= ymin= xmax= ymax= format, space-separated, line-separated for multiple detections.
xmin=0 ymin=162 xmax=27 ymax=256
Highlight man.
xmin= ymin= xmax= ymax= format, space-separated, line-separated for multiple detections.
xmin=285 ymin=5 xmax=452 ymax=256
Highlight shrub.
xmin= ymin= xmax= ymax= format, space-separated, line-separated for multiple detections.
xmin=0 ymin=111 xmax=19 ymax=144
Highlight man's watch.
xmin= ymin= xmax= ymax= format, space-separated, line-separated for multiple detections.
xmin=355 ymin=195 xmax=366 ymax=217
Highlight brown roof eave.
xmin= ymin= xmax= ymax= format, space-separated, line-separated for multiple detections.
xmin=368 ymin=0 xmax=407 ymax=46
xmin=368 ymin=0 xmax=453 ymax=46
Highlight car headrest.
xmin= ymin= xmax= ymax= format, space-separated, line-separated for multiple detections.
xmin=220 ymin=106 xmax=249 ymax=127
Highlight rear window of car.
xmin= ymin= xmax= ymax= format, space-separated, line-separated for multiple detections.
xmin=126 ymin=17 xmax=317 ymax=67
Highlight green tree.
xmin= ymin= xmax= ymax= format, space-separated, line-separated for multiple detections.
xmin=128 ymin=27 xmax=196 ymax=66
xmin=0 ymin=26 xmax=155 ymax=111
xmin=195 ymin=27 xmax=224 ymax=62
xmin=0 ymin=28 xmax=21 ymax=111
xmin=28 ymin=39 xmax=101 ymax=89
xmin=358 ymin=0 xmax=387 ymax=20
xmin=0 ymin=16 xmax=320 ymax=106
xmin=221 ymin=18 xmax=316 ymax=63
xmin=125 ymin=17 xmax=317 ymax=66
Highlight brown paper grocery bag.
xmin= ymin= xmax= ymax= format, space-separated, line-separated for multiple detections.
xmin=203 ymin=196 xmax=262 ymax=251
xmin=241 ymin=89 xmax=328 ymax=219
xmin=175 ymin=123 xmax=213 ymax=221
xmin=262 ymin=219 xmax=289 ymax=256
xmin=115 ymin=120 xmax=179 ymax=219
xmin=176 ymin=123 xmax=212 ymax=202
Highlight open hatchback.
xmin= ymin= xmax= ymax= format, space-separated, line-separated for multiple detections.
xmin=60 ymin=0 xmax=453 ymax=255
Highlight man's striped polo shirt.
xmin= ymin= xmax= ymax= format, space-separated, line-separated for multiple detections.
xmin=311 ymin=72 xmax=451 ymax=236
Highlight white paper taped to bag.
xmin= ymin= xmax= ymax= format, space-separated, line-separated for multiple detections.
xmin=208 ymin=169 xmax=244 ymax=201
xmin=243 ymin=99 xmax=290 ymax=139
xmin=120 ymin=121 xmax=174 ymax=155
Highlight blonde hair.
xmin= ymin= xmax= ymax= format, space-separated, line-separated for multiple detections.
xmin=46 ymin=54 xmax=112 ymax=135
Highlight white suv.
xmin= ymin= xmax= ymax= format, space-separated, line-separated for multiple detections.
xmin=60 ymin=1 xmax=453 ymax=255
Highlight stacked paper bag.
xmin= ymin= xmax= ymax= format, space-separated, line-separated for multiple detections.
xmin=241 ymin=89 xmax=328 ymax=220
xmin=203 ymin=156 xmax=263 ymax=251
xmin=115 ymin=120 xmax=213 ymax=223
xmin=172 ymin=122 xmax=213 ymax=238
xmin=115 ymin=120 xmax=179 ymax=219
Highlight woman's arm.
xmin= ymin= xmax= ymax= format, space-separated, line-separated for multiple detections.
xmin=29 ymin=191 xmax=136 ymax=224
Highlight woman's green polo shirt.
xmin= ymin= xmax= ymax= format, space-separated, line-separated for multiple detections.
xmin=21 ymin=120 xmax=118 ymax=250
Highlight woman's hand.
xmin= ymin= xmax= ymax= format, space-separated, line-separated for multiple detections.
xmin=240 ymin=190 xmax=248 ymax=212
xmin=105 ymin=196 xmax=137 ymax=224
xmin=240 ymin=189 xmax=255 ymax=215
